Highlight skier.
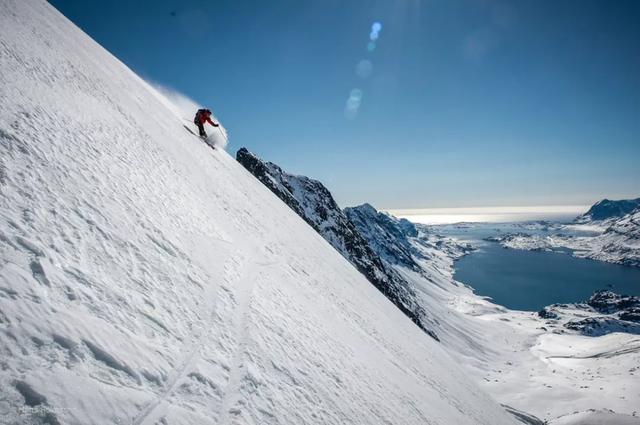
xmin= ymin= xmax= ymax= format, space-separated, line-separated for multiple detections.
xmin=193 ymin=108 xmax=219 ymax=138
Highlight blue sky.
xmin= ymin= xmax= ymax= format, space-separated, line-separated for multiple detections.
xmin=50 ymin=0 xmax=640 ymax=209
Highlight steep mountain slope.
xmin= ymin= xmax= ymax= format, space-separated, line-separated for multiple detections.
xmin=0 ymin=1 xmax=517 ymax=424
xmin=236 ymin=148 xmax=432 ymax=337
xmin=345 ymin=203 xmax=424 ymax=269
xmin=344 ymin=204 xmax=473 ymax=270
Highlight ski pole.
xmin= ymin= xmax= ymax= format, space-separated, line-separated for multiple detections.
xmin=217 ymin=125 xmax=228 ymax=142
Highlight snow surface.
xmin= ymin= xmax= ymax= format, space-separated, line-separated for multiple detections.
xmin=550 ymin=409 xmax=640 ymax=425
xmin=0 ymin=1 xmax=518 ymax=424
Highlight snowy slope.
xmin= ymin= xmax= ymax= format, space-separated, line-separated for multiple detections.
xmin=0 ymin=1 xmax=517 ymax=424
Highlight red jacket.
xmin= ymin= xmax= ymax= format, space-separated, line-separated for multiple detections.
xmin=195 ymin=111 xmax=218 ymax=126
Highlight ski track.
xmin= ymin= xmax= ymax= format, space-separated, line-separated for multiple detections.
xmin=217 ymin=260 xmax=277 ymax=425
xmin=130 ymin=248 xmax=232 ymax=425
xmin=132 ymin=246 xmax=278 ymax=425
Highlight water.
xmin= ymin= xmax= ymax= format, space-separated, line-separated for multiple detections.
xmin=435 ymin=223 xmax=640 ymax=311
xmin=390 ymin=205 xmax=589 ymax=225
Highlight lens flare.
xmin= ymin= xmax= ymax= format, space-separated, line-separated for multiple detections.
xmin=370 ymin=21 xmax=382 ymax=41
xmin=345 ymin=88 xmax=363 ymax=120
xmin=356 ymin=59 xmax=373 ymax=78
xmin=343 ymin=21 xmax=381 ymax=120
xmin=346 ymin=97 xmax=360 ymax=109
xmin=350 ymin=88 xmax=363 ymax=101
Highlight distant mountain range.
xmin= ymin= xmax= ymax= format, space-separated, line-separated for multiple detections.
xmin=489 ymin=198 xmax=640 ymax=267
xmin=575 ymin=198 xmax=640 ymax=223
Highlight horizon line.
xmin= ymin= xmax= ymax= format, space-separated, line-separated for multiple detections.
xmin=386 ymin=205 xmax=590 ymax=216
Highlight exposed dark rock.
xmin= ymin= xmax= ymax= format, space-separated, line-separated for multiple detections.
xmin=537 ymin=307 xmax=559 ymax=320
xmin=619 ymin=308 xmax=640 ymax=323
xmin=344 ymin=203 xmax=422 ymax=270
xmin=544 ymin=291 xmax=640 ymax=337
xmin=587 ymin=290 xmax=640 ymax=314
xmin=564 ymin=317 xmax=640 ymax=337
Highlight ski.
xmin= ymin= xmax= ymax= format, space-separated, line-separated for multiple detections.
xmin=183 ymin=124 xmax=215 ymax=150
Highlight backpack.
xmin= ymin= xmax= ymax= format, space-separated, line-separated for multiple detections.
xmin=194 ymin=109 xmax=205 ymax=124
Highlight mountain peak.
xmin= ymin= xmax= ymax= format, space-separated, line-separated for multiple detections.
xmin=354 ymin=202 xmax=378 ymax=213
xmin=576 ymin=197 xmax=640 ymax=223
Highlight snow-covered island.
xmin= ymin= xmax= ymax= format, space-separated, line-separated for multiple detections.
xmin=488 ymin=200 xmax=640 ymax=268
xmin=539 ymin=290 xmax=640 ymax=336
xmin=1 ymin=2 xmax=638 ymax=425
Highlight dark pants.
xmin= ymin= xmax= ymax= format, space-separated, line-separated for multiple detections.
xmin=195 ymin=121 xmax=206 ymax=137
